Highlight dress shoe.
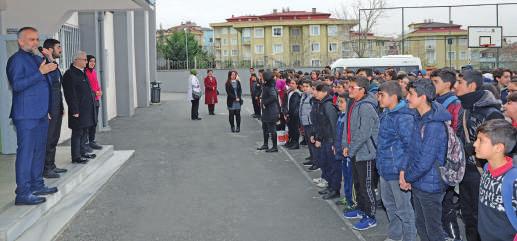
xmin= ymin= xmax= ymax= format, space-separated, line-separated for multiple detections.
xmin=72 ymin=158 xmax=89 ymax=164
xmin=53 ymin=167 xmax=67 ymax=173
xmin=305 ymin=156 xmax=312 ymax=160
xmin=82 ymin=153 xmax=96 ymax=159
xmin=33 ymin=186 xmax=58 ymax=196
xmin=236 ymin=127 xmax=240 ymax=133
xmin=265 ymin=147 xmax=278 ymax=153
xmin=231 ymin=127 xmax=236 ymax=133
xmin=322 ymin=190 xmax=340 ymax=200
xmin=318 ymin=188 xmax=331 ymax=195
xmin=15 ymin=194 xmax=46 ymax=206
xmin=287 ymin=144 xmax=300 ymax=150
xmin=308 ymin=164 xmax=320 ymax=171
xmin=257 ymin=145 xmax=268 ymax=150
xmin=43 ymin=170 xmax=60 ymax=179
xmin=89 ymin=142 xmax=103 ymax=150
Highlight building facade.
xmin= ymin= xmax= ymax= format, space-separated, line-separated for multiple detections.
xmin=210 ymin=8 xmax=357 ymax=68
xmin=342 ymin=31 xmax=398 ymax=58
xmin=404 ymin=21 xmax=469 ymax=71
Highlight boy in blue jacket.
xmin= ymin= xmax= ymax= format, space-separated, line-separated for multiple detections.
xmin=335 ymin=93 xmax=355 ymax=211
xmin=377 ymin=81 xmax=417 ymax=241
xmin=403 ymin=79 xmax=450 ymax=241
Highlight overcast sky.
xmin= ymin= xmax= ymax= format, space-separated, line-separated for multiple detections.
xmin=156 ymin=0 xmax=517 ymax=39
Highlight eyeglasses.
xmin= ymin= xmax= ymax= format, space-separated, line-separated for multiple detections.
xmin=348 ymin=86 xmax=362 ymax=90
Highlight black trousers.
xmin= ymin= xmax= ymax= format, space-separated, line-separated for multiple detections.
xmin=208 ymin=104 xmax=215 ymax=114
xmin=442 ymin=186 xmax=461 ymax=240
xmin=229 ymin=109 xmax=241 ymax=128
xmin=71 ymin=127 xmax=88 ymax=160
xmin=261 ymin=121 xmax=277 ymax=147
xmin=287 ymin=116 xmax=300 ymax=145
xmin=44 ymin=111 xmax=62 ymax=171
xmin=191 ymin=99 xmax=200 ymax=119
xmin=459 ymin=164 xmax=481 ymax=241
xmin=352 ymin=159 xmax=376 ymax=217
xmin=88 ymin=105 xmax=99 ymax=143
xmin=252 ymin=97 xmax=261 ymax=116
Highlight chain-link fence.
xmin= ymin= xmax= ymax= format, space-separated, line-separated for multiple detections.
xmin=358 ymin=3 xmax=517 ymax=72
xmin=157 ymin=58 xmax=330 ymax=71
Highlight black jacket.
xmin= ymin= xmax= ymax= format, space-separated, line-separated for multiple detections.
xmin=314 ymin=95 xmax=338 ymax=143
xmin=225 ymin=80 xmax=243 ymax=108
xmin=62 ymin=65 xmax=96 ymax=129
xmin=457 ymin=90 xmax=504 ymax=166
xmin=261 ymin=84 xmax=280 ymax=123
xmin=252 ymin=81 xmax=262 ymax=98
xmin=48 ymin=67 xmax=64 ymax=117
xmin=282 ymin=90 xmax=301 ymax=118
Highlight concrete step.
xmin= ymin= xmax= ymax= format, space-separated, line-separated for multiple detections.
xmin=0 ymin=146 xmax=133 ymax=241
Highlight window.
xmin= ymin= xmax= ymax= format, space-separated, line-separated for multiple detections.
xmin=329 ymin=43 xmax=338 ymax=52
xmin=425 ymin=38 xmax=436 ymax=49
xmin=255 ymin=44 xmax=264 ymax=54
xmin=230 ymin=28 xmax=237 ymax=34
xmin=327 ymin=25 xmax=337 ymax=36
xmin=255 ymin=59 xmax=264 ymax=67
xmin=242 ymin=28 xmax=251 ymax=38
xmin=273 ymin=26 xmax=283 ymax=37
xmin=273 ymin=44 xmax=283 ymax=54
xmin=231 ymin=39 xmax=237 ymax=45
xmin=291 ymin=28 xmax=301 ymax=36
xmin=310 ymin=25 xmax=320 ymax=36
xmin=58 ymin=25 xmax=81 ymax=69
xmin=460 ymin=51 xmax=467 ymax=60
xmin=232 ymin=49 xmax=239 ymax=56
xmin=254 ymin=28 xmax=264 ymax=38
xmin=223 ymin=50 xmax=229 ymax=56
xmin=311 ymin=59 xmax=321 ymax=67
xmin=222 ymin=39 xmax=228 ymax=46
xmin=311 ymin=42 xmax=320 ymax=52
xmin=221 ymin=28 xmax=228 ymax=34
xmin=426 ymin=50 xmax=436 ymax=65
xmin=292 ymin=45 xmax=301 ymax=52
xmin=459 ymin=38 xmax=467 ymax=46
xmin=447 ymin=51 xmax=456 ymax=60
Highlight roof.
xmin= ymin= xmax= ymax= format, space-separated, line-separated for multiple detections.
xmin=408 ymin=21 xmax=466 ymax=34
xmin=225 ymin=9 xmax=334 ymax=22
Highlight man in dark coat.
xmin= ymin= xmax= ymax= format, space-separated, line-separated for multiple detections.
xmin=62 ymin=51 xmax=97 ymax=164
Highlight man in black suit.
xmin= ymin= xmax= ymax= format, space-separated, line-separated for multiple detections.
xmin=41 ymin=39 xmax=68 ymax=178
xmin=62 ymin=51 xmax=97 ymax=164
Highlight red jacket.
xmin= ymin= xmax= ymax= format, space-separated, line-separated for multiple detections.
xmin=204 ymin=76 xmax=218 ymax=105
xmin=85 ymin=68 xmax=101 ymax=101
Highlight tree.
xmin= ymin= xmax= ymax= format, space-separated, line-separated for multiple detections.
xmin=335 ymin=0 xmax=386 ymax=58
xmin=157 ymin=31 xmax=213 ymax=68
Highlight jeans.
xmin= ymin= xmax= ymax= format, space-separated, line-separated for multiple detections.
xmin=341 ymin=157 xmax=353 ymax=204
xmin=380 ymin=177 xmax=416 ymax=241
xmin=412 ymin=188 xmax=446 ymax=241
xmin=315 ymin=141 xmax=331 ymax=184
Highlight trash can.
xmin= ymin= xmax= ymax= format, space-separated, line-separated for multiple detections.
xmin=151 ymin=81 xmax=161 ymax=104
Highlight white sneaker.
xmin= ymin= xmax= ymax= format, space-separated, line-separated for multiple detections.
xmin=316 ymin=180 xmax=328 ymax=188
xmin=312 ymin=177 xmax=322 ymax=183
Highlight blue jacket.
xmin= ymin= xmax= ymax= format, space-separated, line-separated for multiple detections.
xmin=405 ymin=102 xmax=451 ymax=193
xmin=376 ymin=100 xmax=416 ymax=181
xmin=7 ymin=49 xmax=51 ymax=120
xmin=335 ymin=111 xmax=348 ymax=160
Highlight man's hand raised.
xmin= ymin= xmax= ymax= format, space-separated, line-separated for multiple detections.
xmin=39 ymin=60 xmax=57 ymax=75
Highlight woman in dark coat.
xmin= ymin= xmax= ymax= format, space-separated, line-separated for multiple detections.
xmin=204 ymin=69 xmax=218 ymax=115
xmin=225 ymin=70 xmax=243 ymax=133
xmin=257 ymin=70 xmax=280 ymax=152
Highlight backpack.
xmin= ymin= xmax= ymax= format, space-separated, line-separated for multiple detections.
xmin=442 ymin=95 xmax=459 ymax=109
xmin=483 ymin=164 xmax=517 ymax=231
xmin=421 ymin=122 xmax=466 ymax=186
xmin=439 ymin=122 xmax=466 ymax=186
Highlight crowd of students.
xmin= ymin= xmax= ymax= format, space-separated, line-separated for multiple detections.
xmin=251 ymin=66 xmax=517 ymax=241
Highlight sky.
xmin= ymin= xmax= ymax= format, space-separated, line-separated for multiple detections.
xmin=156 ymin=0 xmax=517 ymax=39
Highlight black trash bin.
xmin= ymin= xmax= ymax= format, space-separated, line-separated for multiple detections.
xmin=151 ymin=81 xmax=161 ymax=103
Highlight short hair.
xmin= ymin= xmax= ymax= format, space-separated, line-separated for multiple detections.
xmin=338 ymin=92 xmax=348 ymax=99
xmin=43 ymin=38 xmax=60 ymax=49
xmin=480 ymin=83 xmax=501 ymax=100
xmin=287 ymin=78 xmax=297 ymax=84
xmin=396 ymin=73 xmax=408 ymax=81
xmin=337 ymin=79 xmax=348 ymax=87
xmin=251 ymin=73 xmax=257 ymax=78
xmin=356 ymin=68 xmax=368 ymax=75
xmin=302 ymin=79 xmax=312 ymax=86
xmin=462 ymin=70 xmax=483 ymax=91
xmin=315 ymin=83 xmax=331 ymax=93
xmin=379 ymin=80 xmax=403 ymax=101
xmin=407 ymin=78 xmax=436 ymax=104
xmin=492 ymin=68 xmax=512 ymax=80
xmin=207 ymin=69 xmax=213 ymax=73
xmin=73 ymin=51 xmax=86 ymax=61
xmin=508 ymin=92 xmax=517 ymax=103
xmin=350 ymin=76 xmax=370 ymax=94
xmin=17 ymin=26 xmax=37 ymax=39
xmin=431 ymin=68 xmax=457 ymax=88
xmin=477 ymin=119 xmax=517 ymax=154
xmin=328 ymin=76 xmax=336 ymax=82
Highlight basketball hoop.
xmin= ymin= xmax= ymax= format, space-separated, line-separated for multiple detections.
xmin=480 ymin=43 xmax=496 ymax=48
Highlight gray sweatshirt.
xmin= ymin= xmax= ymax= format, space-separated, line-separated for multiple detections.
xmin=348 ymin=93 xmax=380 ymax=161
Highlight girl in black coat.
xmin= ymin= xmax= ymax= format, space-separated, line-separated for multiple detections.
xmin=225 ymin=70 xmax=243 ymax=133
xmin=257 ymin=70 xmax=280 ymax=152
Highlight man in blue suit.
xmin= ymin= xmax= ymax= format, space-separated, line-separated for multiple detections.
xmin=6 ymin=27 xmax=59 ymax=205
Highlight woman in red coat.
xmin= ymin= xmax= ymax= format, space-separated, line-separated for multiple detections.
xmin=204 ymin=69 xmax=218 ymax=115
